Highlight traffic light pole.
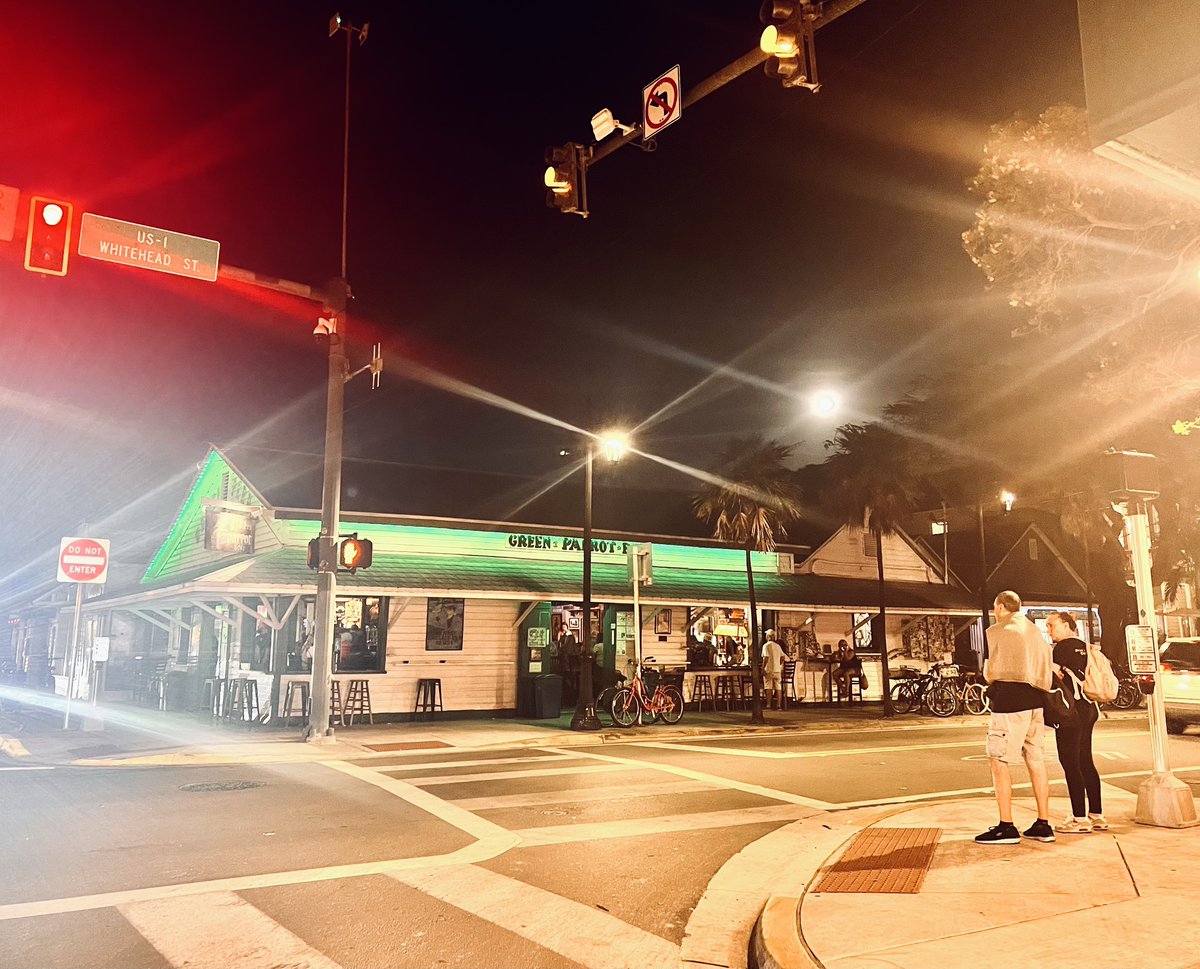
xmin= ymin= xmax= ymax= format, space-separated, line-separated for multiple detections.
xmin=305 ymin=322 xmax=347 ymax=743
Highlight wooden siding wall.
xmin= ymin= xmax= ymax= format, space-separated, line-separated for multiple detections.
xmin=366 ymin=597 xmax=519 ymax=713
xmin=798 ymin=525 xmax=940 ymax=583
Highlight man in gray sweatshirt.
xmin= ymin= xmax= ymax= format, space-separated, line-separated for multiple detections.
xmin=975 ymin=590 xmax=1055 ymax=845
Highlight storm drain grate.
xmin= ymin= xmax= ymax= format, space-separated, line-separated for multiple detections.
xmin=815 ymin=827 xmax=941 ymax=894
xmin=180 ymin=780 xmax=266 ymax=793
xmin=364 ymin=741 xmax=452 ymax=752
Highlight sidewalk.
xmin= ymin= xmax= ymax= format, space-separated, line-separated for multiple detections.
xmin=690 ymin=790 xmax=1200 ymax=969
xmin=0 ymin=689 xmax=1038 ymax=767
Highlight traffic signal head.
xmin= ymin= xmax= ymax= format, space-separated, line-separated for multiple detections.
xmin=544 ymin=143 xmax=588 ymax=217
xmin=25 ymin=196 xmax=74 ymax=276
xmin=307 ymin=537 xmax=322 ymax=569
xmin=759 ymin=0 xmax=819 ymax=90
xmin=338 ymin=535 xmax=373 ymax=571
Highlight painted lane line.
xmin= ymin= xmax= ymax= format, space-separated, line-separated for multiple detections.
xmin=449 ymin=779 xmax=717 ymax=811
xmin=390 ymin=864 xmax=679 ymax=969
xmin=369 ymin=752 xmax=583 ymax=773
xmin=512 ymin=803 xmax=817 ymax=847
xmin=321 ymin=760 xmax=515 ymax=844
xmin=634 ymin=730 xmax=1151 ymax=761
xmin=0 ymin=765 xmax=54 ymax=771
xmin=119 ymin=890 xmax=342 ymax=969
xmin=403 ymin=763 xmax=631 ymax=786
xmin=549 ymin=747 xmax=834 ymax=809
xmin=0 ymin=760 xmax=522 ymax=923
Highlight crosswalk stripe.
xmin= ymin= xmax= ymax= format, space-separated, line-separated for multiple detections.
xmin=553 ymin=748 xmax=834 ymax=809
xmin=390 ymin=865 xmax=678 ymax=969
xmin=511 ymin=803 xmax=816 ymax=846
xmin=372 ymin=752 xmax=582 ymax=773
xmin=118 ymin=890 xmax=342 ymax=969
xmin=406 ymin=763 xmax=631 ymax=786
xmin=449 ymin=778 xmax=716 ymax=811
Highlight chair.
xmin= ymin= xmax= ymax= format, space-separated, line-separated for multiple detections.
xmin=781 ymin=661 xmax=798 ymax=709
xmin=282 ymin=680 xmax=310 ymax=726
xmin=413 ymin=678 xmax=444 ymax=721
xmin=343 ymin=679 xmax=373 ymax=725
xmin=714 ymin=675 xmax=738 ymax=711
xmin=691 ymin=674 xmax=714 ymax=713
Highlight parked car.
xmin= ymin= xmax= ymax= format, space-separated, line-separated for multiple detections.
xmin=1159 ymin=637 xmax=1200 ymax=735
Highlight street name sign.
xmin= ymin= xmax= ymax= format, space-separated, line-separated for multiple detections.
xmin=643 ymin=65 xmax=682 ymax=139
xmin=58 ymin=536 xmax=110 ymax=584
xmin=78 ymin=213 xmax=220 ymax=281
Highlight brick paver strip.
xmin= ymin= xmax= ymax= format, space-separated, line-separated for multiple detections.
xmin=814 ymin=827 xmax=941 ymax=893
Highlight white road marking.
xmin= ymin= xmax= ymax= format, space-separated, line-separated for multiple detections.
xmin=549 ymin=747 xmax=834 ymax=809
xmin=390 ymin=865 xmax=679 ymax=969
xmin=513 ymin=803 xmax=816 ymax=846
xmin=405 ymin=763 xmax=632 ymax=786
xmin=449 ymin=779 xmax=716 ymax=811
xmin=119 ymin=890 xmax=341 ymax=969
xmin=372 ymin=752 xmax=583 ymax=773
xmin=0 ymin=765 xmax=53 ymax=771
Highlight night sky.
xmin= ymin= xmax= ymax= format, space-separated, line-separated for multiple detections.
xmin=1 ymin=0 xmax=1087 ymax=599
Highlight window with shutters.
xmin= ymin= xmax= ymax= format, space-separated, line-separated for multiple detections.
xmin=1028 ymin=538 xmax=1039 ymax=561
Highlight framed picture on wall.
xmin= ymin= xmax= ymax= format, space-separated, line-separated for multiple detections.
xmin=425 ymin=598 xmax=465 ymax=651
xmin=654 ymin=609 xmax=671 ymax=635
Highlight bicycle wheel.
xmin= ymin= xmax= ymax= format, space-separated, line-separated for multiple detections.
xmin=658 ymin=685 xmax=685 ymax=724
xmin=1111 ymin=678 xmax=1140 ymax=710
xmin=610 ymin=688 xmax=640 ymax=727
xmin=963 ymin=683 xmax=989 ymax=716
xmin=892 ymin=679 xmax=921 ymax=714
xmin=927 ymin=682 xmax=959 ymax=717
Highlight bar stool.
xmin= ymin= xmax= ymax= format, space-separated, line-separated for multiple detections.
xmin=691 ymin=674 xmax=714 ymax=712
xmin=282 ymin=680 xmax=310 ymax=726
xmin=740 ymin=674 xmax=755 ymax=710
xmin=343 ymin=679 xmax=373 ymax=725
xmin=835 ymin=672 xmax=863 ymax=704
xmin=224 ymin=678 xmax=260 ymax=724
xmin=413 ymin=678 xmax=443 ymax=721
xmin=714 ymin=675 xmax=738 ymax=711
xmin=330 ymin=679 xmax=344 ymax=726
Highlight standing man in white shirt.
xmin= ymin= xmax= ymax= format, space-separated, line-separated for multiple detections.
xmin=762 ymin=629 xmax=786 ymax=710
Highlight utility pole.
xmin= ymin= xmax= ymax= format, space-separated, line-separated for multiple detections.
xmin=307 ymin=12 xmax=369 ymax=743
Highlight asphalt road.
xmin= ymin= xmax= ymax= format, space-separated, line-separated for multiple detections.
xmin=3 ymin=719 xmax=1199 ymax=969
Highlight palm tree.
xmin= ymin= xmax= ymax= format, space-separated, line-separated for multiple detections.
xmin=821 ymin=422 xmax=927 ymax=717
xmin=693 ymin=437 xmax=806 ymax=724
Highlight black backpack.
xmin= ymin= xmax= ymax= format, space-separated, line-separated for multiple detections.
xmin=1043 ymin=669 xmax=1082 ymax=729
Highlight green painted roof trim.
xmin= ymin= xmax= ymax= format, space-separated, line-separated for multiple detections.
xmin=141 ymin=449 xmax=265 ymax=583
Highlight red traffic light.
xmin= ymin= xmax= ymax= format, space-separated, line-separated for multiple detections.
xmin=25 ymin=196 xmax=74 ymax=276
xmin=338 ymin=535 xmax=373 ymax=571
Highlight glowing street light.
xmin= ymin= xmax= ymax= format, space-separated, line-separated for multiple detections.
xmin=1000 ymin=489 xmax=1016 ymax=513
xmin=809 ymin=389 xmax=841 ymax=418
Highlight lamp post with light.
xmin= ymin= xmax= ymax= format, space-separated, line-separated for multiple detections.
xmin=570 ymin=433 xmax=627 ymax=732
xmin=977 ymin=489 xmax=1016 ymax=649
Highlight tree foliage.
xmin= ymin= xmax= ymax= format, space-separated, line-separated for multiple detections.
xmin=962 ymin=103 xmax=1200 ymax=411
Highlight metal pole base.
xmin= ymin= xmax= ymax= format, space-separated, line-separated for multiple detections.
xmin=1135 ymin=772 xmax=1200 ymax=828
xmin=570 ymin=704 xmax=603 ymax=731
xmin=303 ymin=726 xmax=338 ymax=745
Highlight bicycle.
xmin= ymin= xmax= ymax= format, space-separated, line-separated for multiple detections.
xmin=1107 ymin=664 xmax=1144 ymax=710
xmin=889 ymin=662 xmax=959 ymax=717
xmin=955 ymin=669 xmax=990 ymax=715
xmin=610 ymin=658 xmax=684 ymax=727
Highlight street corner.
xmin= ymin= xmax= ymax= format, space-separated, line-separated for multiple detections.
xmin=0 ymin=734 xmax=33 ymax=759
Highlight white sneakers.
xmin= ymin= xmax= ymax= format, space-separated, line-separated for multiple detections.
xmin=1055 ymin=814 xmax=1111 ymax=834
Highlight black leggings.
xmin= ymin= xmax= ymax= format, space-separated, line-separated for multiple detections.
xmin=1055 ymin=702 xmax=1102 ymax=817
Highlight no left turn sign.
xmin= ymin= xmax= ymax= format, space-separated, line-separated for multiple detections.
xmin=643 ymin=65 xmax=682 ymax=138
xmin=58 ymin=536 xmax=110 ymax=584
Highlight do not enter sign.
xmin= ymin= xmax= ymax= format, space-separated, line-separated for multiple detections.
xmin=58 ymin=537 xmax=110 ymax=584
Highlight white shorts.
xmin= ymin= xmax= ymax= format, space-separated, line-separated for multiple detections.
xmin=765 ymin=672 xmax=782 ymax=690
xmin=986 ymin=709 xmax=1045 ymax=766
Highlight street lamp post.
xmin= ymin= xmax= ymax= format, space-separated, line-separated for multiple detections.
xmin=570 ymin=433 xmax=626 ymax=732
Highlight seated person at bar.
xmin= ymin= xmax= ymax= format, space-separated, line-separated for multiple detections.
xmin=834 ymin=639 xmax=863 ymax=693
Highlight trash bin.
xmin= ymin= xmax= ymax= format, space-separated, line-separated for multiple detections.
xmin=517 ymin=677 xmax=537 ymax=718
xmin=532 ymin=674 xmax=563 ymax=719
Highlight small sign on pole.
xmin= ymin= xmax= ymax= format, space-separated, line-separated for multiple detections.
xmin=642 ymin=65 xmax=682 ymax=140
xmin=1125 ymin=624 xmax=1158 ymax=675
